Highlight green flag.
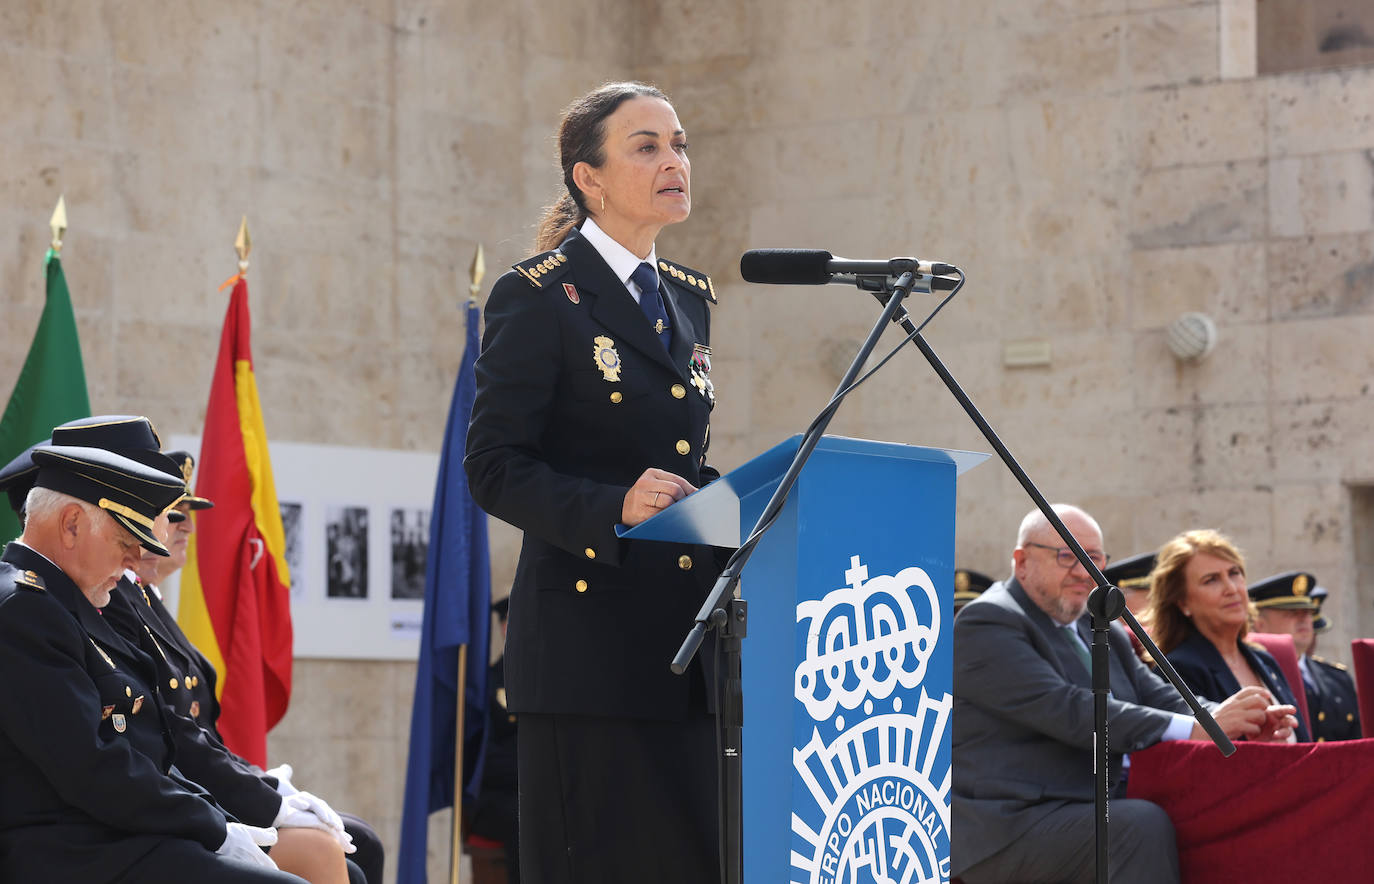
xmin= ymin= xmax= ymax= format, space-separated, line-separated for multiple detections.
xmin=0 ymin=248 xmax=91 ymax=540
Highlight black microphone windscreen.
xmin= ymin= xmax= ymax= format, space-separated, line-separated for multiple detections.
xmin=739 ymin=249 xmax=835 ymax=285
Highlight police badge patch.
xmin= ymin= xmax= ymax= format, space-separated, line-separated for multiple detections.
xmin=594 ymin=336 xmax=621 ymax=382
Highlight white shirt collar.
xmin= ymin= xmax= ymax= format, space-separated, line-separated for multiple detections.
xmin=579 ymin=217 xmax=658 ymax=303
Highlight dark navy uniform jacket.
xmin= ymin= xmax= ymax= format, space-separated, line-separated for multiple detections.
xmin=465 ymin=226 xmax=724 ymax=721
xmin=103 ymin=576 xmax=283 ymax=826
xmin=1165 ymin=626 xmax=1313 ymax=742
xmin=0 ymin=543 xmax=229 ymax=883
xmin=1307 ymin=655 xmax=1361 ymax=742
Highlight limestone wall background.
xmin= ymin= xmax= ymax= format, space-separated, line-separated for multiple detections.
xmin=3 ymin=1 xmax=1374 ymax=880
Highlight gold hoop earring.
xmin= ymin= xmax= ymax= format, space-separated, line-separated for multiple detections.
xmin=600 ymin=194 xmax=605 ymax=214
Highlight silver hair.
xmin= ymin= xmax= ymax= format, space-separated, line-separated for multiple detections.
xmin=23 ymin=487 xmax=108 ymax=536
xmin=1014 ymin=503 xmax=1101 ymax=549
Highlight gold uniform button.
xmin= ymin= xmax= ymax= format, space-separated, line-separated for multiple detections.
xmin=610 ymin=391 xmax=623 ymax=404
xmin=1348 ymin=713 xmax=1355 ymax=722
xmin=678 ymin=555 xmax=693 ymax=570
xmin=676 ymin=439 xmax=690 ymax=455
xmin=584 ymin=547 xmax=596 ymax=559
xmin=1318 ymin=737 xmax=1327 ymax=742
xmin=125 ymin=686 xmax=132 ymax=698
xmin=575 ymin=579 xmax=588 ymax=593
xmin=169 ymin=678 xmax=179 ymax=690
xmin=1318 ymin=711 xmax=1326 ymax=722
xmin=671 ymin=384 xmax=686 ymax=399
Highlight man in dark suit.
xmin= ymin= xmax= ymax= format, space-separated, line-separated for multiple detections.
xmin=953 ymin=504 xmax=1296 ymax=884
xmin=0 ymin=435 xmax=306 ymax=883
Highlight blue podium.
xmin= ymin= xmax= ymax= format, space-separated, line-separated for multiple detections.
xmin=622 ymin=435 xmax=986 ymax=884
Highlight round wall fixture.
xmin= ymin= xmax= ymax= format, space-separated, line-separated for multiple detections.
xmin=1166 ymin=312 xmax=1218 ymax=362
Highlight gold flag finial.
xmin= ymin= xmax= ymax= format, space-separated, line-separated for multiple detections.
xmin=50 ymin=195 xmax=68 ymax=252
xmin=235 ymin=216 xmax=251 ymax=275
xmin=468 ymin=243 xmax=485 ymax=304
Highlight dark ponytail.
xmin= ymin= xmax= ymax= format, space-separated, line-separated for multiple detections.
xmin=533 ymin=81 xmax=669 ymax=253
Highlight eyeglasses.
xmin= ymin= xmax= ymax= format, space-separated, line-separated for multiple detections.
xmin=1023 ymin=542 xmax=1110 ymax=570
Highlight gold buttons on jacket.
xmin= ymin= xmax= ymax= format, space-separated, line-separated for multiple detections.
xmin=1319 ymin=711 xmax=1327 ymax=722
xmin=676 ymin=440 xmax=690 ymax=455
xmin=125 ymin=686 xmax=132 ymax=698
xmin=678 ymin=555 xmax=693 ymax=571
xmin=1348 ymin=713 xmax=1355 ymax=722
xmin=671 ymin=384 xmax=686 ymax=399
xmin=169 ymin=678 xmax=179 ymax=690
xmin=584 ymin=548 xmax=596 ymax=559
xmin=610 ymin=392 xmax=623 ymax=404
xmin=575 ymin=580 xmax=588 ymax=593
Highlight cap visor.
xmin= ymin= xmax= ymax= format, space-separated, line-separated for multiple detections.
xmin=185 ymin=496 xmax=215 ymax=509
xmin=110 ymin=511 xmax=170 ymax=556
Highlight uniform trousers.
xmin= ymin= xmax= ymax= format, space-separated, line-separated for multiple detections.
xmin=113 ymin=838 xmax=308 ymax=884
xmin=339 ymin=812 xmax=383 ymax=884
xmin=518 ymin=710 xmax=719 ymax=884
xmin=957 ymin=797 xmax=1178 ymax=884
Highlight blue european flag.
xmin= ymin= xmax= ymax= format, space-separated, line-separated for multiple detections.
xmin=398 ymin=301 xmax=492 ymax=883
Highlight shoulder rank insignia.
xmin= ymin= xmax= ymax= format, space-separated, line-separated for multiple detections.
xmin=658 ymin=258 xmax=717 ymax=304
xmin=15 ymin=570 xmax=44 ymax=591
xmin=513 ymin=250 xmax=571 ymax=289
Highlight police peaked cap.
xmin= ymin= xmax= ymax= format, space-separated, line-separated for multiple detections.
xmin=1104 ymin=551 xmax=1156 ymax=591
xmin=163 ymin=450 xmax=214 ymax=510
xmin=51 ymin=415 xmax=185 ymax=494
xmin=1247 ymin=570 xmax=1320 ymax=611
xmin=31 ymin=446 xmax=185 ymax=556
xmin=0 ymin=440 xmax=48 ymax=515
xmin=953 ymin=568 xmax=993 ymax=604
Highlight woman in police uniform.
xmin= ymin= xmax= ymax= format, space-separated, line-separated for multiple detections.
xmin=464 ymin=82 xmax=722 ymax=884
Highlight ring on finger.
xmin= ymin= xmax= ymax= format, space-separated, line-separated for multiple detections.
xmin=654 ymin=491 xmax=662 ymax=506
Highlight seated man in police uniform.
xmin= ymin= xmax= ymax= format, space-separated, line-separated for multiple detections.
xmin=1251 ymin=572 xmax=1361 ymax=742
xmin=0 ymin=419 xmax=364 ymax=884
xmin=0 ymin=435 xmax=307 ymax=883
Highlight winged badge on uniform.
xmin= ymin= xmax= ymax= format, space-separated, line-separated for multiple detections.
xmin=689 ymin=343 xmax=714 ymax=405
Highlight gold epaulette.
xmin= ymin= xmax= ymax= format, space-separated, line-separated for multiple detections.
xmin=15 ymin=569 xmax=45 ymax=592
xmin=1313 ymin=655 xmax=1348 ymax=671
xmin=658 ymin=258 xmax=717 ymax=304
xmin=512 ymin=251 xmax=571 ymax=289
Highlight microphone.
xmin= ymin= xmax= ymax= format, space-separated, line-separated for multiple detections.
xmin=740 ymin=249 xmax=957 ymax=287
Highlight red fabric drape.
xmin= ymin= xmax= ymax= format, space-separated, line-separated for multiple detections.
xmin=1127 ymin=739 xmax=1374 ymax=882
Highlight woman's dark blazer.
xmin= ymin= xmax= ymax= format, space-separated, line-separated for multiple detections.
xmin=464 ymin=225 xmax=723 ymax=722
xmin=1165 ymin=626 xmax=1312 ymax=742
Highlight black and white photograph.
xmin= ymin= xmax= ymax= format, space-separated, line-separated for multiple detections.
xmin=325 ymin=505 xmax=369 ymax=600
xmin=279 ymin=501 xmax=304 ymax=602
xmin=390 ymin=508 xmax=429 ymax=600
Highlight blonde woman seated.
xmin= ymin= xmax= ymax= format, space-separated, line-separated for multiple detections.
xmin=1145 ymin=529 xmax=1309 ymax=742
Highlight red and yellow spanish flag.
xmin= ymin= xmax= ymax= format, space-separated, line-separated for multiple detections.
xmin=178 ymin=275 xmax=292 ymax=767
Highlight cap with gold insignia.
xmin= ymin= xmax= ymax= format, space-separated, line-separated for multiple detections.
xmin=1104 ymin=552 xmax=1156 ymax=594
xmin=1309 ymin=585 xmax=1332 ymax=633
xmin=163 ymin=450 xmax=214 ymax=510
xmin=512 ymin=250 xmax=571 ymax=289
xmin=953 ymin=568 xmax=993 ymax=606
xmin=1247 ymin=571 xmax=1320 ymax=611
xmin=30 ymin=445 xmax=186 ymax=556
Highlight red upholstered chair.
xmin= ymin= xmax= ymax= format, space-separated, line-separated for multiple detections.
xmin=1351 ymin=639 xmax=1374 ymax=732
xmin=1248 ymin=632 xmax=1311 ymax=737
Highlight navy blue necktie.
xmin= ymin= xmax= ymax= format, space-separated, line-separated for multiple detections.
xmin=631 ymin=261 xmax=671 ymax=352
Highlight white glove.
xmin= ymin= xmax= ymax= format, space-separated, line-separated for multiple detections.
xmin=216 ymin=821 xmax=280 ymax=869
xmin=273 ymin=795 xmax=357 ymax=854
xmin=265 ymin=763 xmax=299 ymax=797
xmin=293 ymin=791 xmax=345 ymax=833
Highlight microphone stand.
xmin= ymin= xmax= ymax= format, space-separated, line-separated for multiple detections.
xmin=671 ymin=271 xmax=921 ymax=884
xmin=874 ymin=293 xmax=1235 ymax=884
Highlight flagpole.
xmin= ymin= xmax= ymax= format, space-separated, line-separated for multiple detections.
xmin=50 ymin=195 xmax=67 ymax=253
xmin=449 ymin=244 xmax=487 ymax=884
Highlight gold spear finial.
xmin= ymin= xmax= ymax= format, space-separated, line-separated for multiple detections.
xmin=235 ymin=216 xmax=251 ymax=276
xmin=50 ymin=195 xmax=68 ymax=252
xmin=468 ymin=243 xmax=485 ymax=304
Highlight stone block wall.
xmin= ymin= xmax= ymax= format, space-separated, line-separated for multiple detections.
xmin=4 ymin=0 xmax=1374 ymax=878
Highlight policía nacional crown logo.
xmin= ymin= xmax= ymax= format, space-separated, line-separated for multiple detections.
xmin=791 ymin=555 xmax=952 ymax=884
